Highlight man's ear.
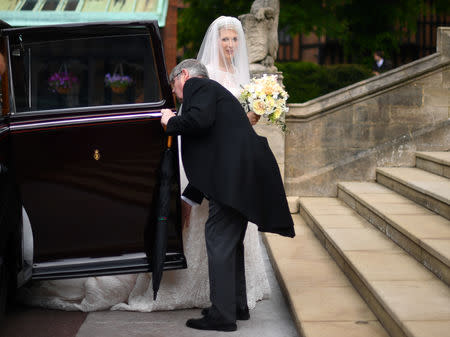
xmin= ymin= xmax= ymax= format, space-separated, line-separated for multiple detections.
xmin=180 ymin=69 xmax=190 ymax=86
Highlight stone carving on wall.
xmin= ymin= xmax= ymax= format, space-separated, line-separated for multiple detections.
xmin=239 ymin=0 xmax=280 ymax=76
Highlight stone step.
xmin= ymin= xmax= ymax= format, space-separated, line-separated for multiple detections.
xmin=376 ymin=167 xmax=450 ymax=219
xmin=415 ymin=151 xmax=450 ymax=178
xmin=338 ymin=181 xmax=450 ymax=285
xmin=298 ymin=197 xmax=450 ymax=337
xmin=263 ymin=214 xmax=390 ymax=337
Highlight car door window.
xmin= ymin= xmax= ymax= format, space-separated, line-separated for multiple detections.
xmin=10 ymin=30 xmax=162 ymax=113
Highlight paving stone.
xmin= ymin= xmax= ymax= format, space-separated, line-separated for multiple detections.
xmin=266 ymin=234 xmax=331 ymax=261
xmin=377 ymin=167 xmax=450 ymax=204
xmin=313 ymin=214 xmax=370 ymax=229
xmin=301 ymin=321 xmax=390 ymax=337
xmin=291 ymin=286 xmax=376 ymax=322
xmin=422 ymin=238 xmax=450 ymax=265
xmin=345 ymin=251 xmax=435 ymax=281
xmin=277 ymin=259 xmax=350 ymax=288
xmin=415 ymin=151 xmax=450 ymax=179
xmin=326 ymin=228 xmax=401 ymax=251
xmin=1 ymin=306 xmax=87 ymax=337
xmin=369 ymin=202 xmax=435 ymax=215
xmin=416 ymin=157 xmax=447 ymax=177
xmin=338 ymin=182 xmax=392 ymax=194
xmin=370 ymin=280 xmax=450 ymax=321
xmin=300 ymin=198 xmax=356 ymax=215
xmin=388 ymin=214 xmax=450 ymax=241
xmin=356 ymin=192 xmax=411 ymax=204
xmin=416 ymin=151 xmax=450 ymax=165
xmin=402 ymin=320 xmax=450 ymax=337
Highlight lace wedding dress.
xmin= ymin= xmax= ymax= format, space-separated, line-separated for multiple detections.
xmin=206 ymin=66 xmax=242 ymax=97
xmin=20 ymin=145 xmax=271 ymax=312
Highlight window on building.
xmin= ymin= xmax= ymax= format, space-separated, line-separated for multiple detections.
xmin=64 ymin=0 xmax=79 ymax=11
xmin=21 ymin=0 xmax=38 ymax=10
xmin=42 ymin=0 xmax=59 ymax=11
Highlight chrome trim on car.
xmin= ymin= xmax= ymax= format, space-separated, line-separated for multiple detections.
xmin=6 ymin=36 xmax=17 ymax=114
xmin=11 ymin=99 xmax=166 ymax=116
xmin=34 ymin=252 xmax=148 ymax=268
xmin=10 ymin=112 xmax=163 ymax=131
xmin=32 ymin=252 xmax=187 ymax=280
xmin=0 ymin=126 xmax=8 ymax=135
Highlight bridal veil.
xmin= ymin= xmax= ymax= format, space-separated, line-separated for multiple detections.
xmin=197 ymin=16 xmax=250 ymax=91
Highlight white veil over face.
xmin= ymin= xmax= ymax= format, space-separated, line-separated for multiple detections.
xmin=197 ymin=16 xmax=250 ymax=96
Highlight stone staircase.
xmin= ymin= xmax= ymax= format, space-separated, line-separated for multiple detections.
xmin=264 ymin=151 xmax=450 ymax=337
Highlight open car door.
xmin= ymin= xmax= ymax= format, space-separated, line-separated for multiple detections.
xmin=3 ymin=21 xmax=185 ymax=280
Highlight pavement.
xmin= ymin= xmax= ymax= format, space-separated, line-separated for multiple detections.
xmin=0 ymin=236 xmax=299 ymax=337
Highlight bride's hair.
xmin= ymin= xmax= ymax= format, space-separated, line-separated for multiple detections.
xmin=197 ymin=16 xmax=250 ymax=89
xmin=216 ymin=17 xmax=240 ymax=32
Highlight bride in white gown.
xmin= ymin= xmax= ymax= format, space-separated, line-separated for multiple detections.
xmin=19 ymin=16 xmax=270 ymax=312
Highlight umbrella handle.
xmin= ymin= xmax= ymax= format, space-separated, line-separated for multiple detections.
xmin=162 ymin=109 xmax=177 ymax=148
xmin=163 ymin=125 xmax=172 ymax=149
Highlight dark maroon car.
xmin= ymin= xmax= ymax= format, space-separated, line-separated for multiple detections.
xmin=0 ymin=21 xmax=185 ymax=316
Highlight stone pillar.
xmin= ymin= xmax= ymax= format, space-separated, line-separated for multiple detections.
xmin=437 ymin=27 xmax=450 ymax=57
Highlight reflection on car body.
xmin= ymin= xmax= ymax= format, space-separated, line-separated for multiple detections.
xmin=0 ymin=20 xmax=185 ymax=315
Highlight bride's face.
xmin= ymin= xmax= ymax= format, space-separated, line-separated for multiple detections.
xmin=219 ymin=28 xmax=238 ymax=61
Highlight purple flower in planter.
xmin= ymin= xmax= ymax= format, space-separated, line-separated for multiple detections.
xmin=48 ymin=71 xmax=78 ymax=93
xmin=104 ymin=73 xmax=133 ymax=89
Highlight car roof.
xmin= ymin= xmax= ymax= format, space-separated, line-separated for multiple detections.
xmin=0 ymin=20 xmax=159 ymax=36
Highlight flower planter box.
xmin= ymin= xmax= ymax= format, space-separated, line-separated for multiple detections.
xmin=56 ymin=87 xmax=70 ymax=94
xmin=111 ymin=86 xmax=127 ymax=94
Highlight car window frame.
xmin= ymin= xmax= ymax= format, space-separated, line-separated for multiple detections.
xmin=3 ymin=21 xmax=174 ymax=119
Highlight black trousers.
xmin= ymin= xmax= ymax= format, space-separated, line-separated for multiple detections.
xmin=205 ymin=199 xmax=248 ymax=323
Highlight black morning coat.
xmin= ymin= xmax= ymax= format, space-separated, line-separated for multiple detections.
xmin=166 ymin=77 xmax=295 ymax=238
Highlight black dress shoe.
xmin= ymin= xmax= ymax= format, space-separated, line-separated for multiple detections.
xmin=186 ymin=315 xmax=237 ymax=332
xmin=201 ymin=306 xmax=250 ymax=320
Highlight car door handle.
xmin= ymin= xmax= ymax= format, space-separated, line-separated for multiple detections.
xmin=93 ymin=149 xmax=101 ymax=161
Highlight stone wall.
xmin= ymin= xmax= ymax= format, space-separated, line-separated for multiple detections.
xmin=284 ymin=27 xmax=450 ymax=197
xmin=254 ymin=120 xmax=285 ymax=180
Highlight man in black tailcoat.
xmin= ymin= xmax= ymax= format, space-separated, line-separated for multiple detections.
xmin=161 ymin=59 xmax=294 ymax=332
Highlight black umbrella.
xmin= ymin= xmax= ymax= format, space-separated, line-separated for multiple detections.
xmin=146 ymin=133 xmax=175 ymax=300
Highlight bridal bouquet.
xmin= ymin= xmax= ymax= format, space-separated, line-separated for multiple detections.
xmin=239 ymin=74 xmax=288 ymax=131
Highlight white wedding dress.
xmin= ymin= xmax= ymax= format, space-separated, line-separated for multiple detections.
xmin=19 ymin=97 xmax=271 ymax=312
xmin=206 ymin=65 xmax=242 ymax=97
